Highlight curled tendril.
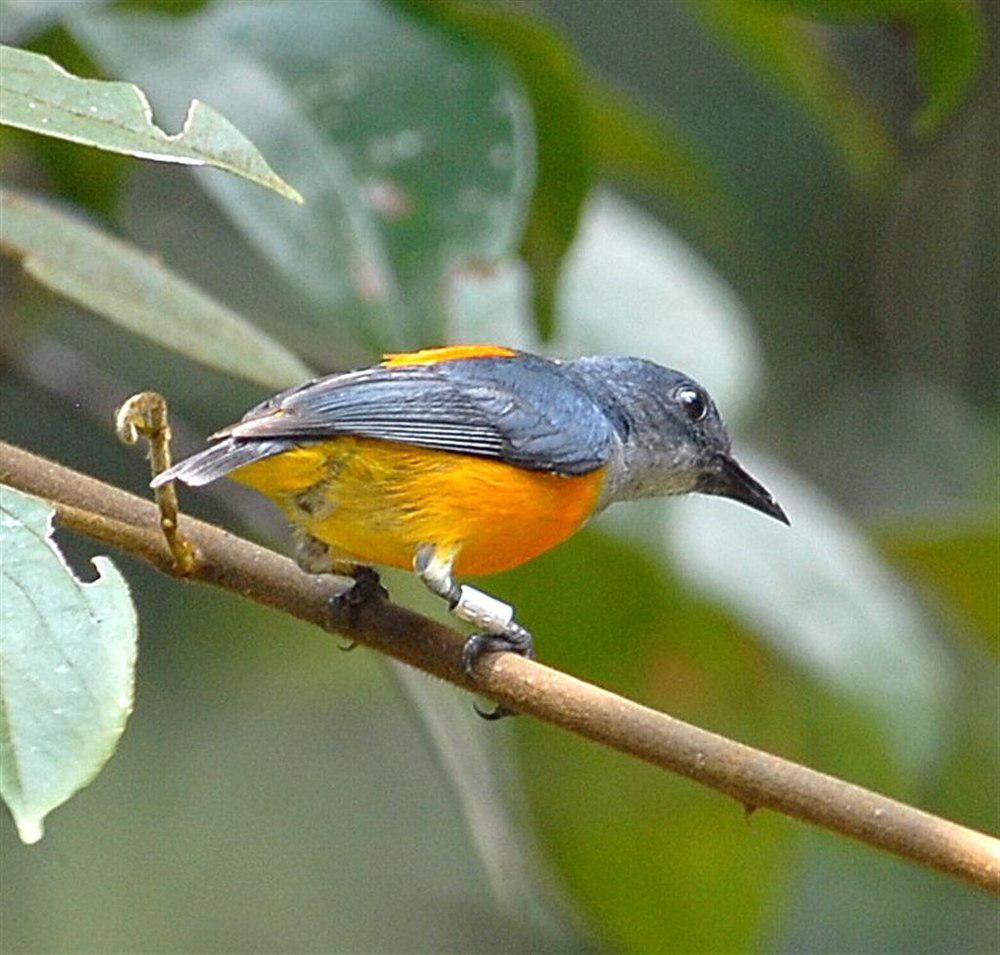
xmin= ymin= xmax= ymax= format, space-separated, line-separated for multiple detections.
xmin=115 ymin=392 xmax=195 ymax=575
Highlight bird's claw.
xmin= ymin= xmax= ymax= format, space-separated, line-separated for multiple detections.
xmin=460 ymin=625 xmax=534 ymax=677
xmin=462 ymin=622 xmax=534 ymax=720
xmin=473 ymin=700 xmax=513 ymax=721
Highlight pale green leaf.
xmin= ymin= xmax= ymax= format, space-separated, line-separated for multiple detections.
xmin=393 ymin=0 xmax=592 ymax=341
xmin=667 ymin=451 xmax=953 ymax=770
xmin=0 ymin=44 xmax=302 ymax=203
xmin=0 ymin=486 xmax=137 ymax=844
xmin=0 ymin=188 xmax=312 ymax=389
xmin=395 ymin=0 xmax=734 ymax=339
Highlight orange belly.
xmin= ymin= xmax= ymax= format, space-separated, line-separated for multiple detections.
xmin=229 ymin=436 xmax=605 ymax=575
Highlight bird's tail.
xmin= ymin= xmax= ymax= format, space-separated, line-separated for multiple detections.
xmin=150 ymin=438 xmax=293 ymax=488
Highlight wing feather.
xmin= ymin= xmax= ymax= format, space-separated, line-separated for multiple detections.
xmin=159 ymin=354 xmax=617 ymax=486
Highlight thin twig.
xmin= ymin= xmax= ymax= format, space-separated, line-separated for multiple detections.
xmin=1 ymin=439 xmax=997 ymax=894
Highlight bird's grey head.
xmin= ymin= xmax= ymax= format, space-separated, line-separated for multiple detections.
xmin=566 ymin=356 xmax=788 ymax=524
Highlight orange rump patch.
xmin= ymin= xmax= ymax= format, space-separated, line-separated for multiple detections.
xmin=381 ymin=344 xmax=516 ymax=367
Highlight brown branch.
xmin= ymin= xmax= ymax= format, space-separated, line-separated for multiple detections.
xmin=2 ymin=438 xmax=998 ymax=894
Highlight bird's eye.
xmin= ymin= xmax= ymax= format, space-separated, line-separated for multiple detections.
xmin=676 ymin=386 xmax=707 ymax=422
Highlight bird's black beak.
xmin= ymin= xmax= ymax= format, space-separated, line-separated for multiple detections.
xmin=699 ymin=454 xmax=790 ymax=525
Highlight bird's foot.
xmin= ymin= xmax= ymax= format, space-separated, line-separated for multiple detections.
xmin=337 ymin=565 xmax=389 ymax=607
xmin=461 ymin=622 xmax=534 ymax=677
xmin=462 ymin=622 xmax=534 ymax=720
xmin=412 ymin=546 xmax=533 ymax=720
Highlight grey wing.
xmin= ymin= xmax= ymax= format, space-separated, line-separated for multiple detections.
xmin=222 ymin=355 xmax=618 ymax=475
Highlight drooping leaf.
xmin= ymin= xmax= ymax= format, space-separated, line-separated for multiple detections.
xmin=0 ymin=43 xmax=303 ymax=202
xmin=0 ymin=485 xmax=137 ymax=844
xmin=69 ymin=1 xmax=533 ymax=352
xmin=691 ymin=0 xmax=898 ymax=186
xmin=0 ymin=187 xmax=312 ymax=389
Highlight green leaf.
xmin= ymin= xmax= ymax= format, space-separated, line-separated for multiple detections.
xmin=0 ymin=485 xmax=137 ymax=844
xmin=907 ymin=1 xmax=984 ymax=137
xmin=0 ymin=187 xmax=313 ymax=389
xmin=69 ymin=1 xmax=533 ymax=351
xmin=0 ymin=43 xmax=303 ymax=203
xmin=760 ymin=0 xmax=985 ymax=137
xmin=777 ymin=638 xmax=997 ymax=950
xmin=0 ymin=21 xmax=132 ymax=217
xmin=496 ymin=530 xmax=898 ymax=952
xmin=691 ymin=0 xmax=898 ymax=186
xmin=397 ymin=1 xmax=733 ymax=340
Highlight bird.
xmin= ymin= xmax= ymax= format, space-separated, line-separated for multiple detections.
xmin=153 ymin=345 xmax=787 ymax=714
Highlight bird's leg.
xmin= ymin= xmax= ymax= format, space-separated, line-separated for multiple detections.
xmin=413 ymin=545 xmax=534 ymax=719
xmin=293 ymin=528 xmax=337 ymax=574
xmin=293 ymin=530 xmax=387 ymax=650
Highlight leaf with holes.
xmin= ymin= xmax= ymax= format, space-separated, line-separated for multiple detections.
xmin=0 ymin=43 xmax=302 ymax=202
xmin=0 ymin=485 xmax=138 ymax=844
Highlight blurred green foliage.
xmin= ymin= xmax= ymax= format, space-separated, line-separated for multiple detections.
xmin=692 ymin=0 xmax=898 ymax=186
xmin=0 ymin=0 xmax=996 ymax=952
xmin=394 ymin=0 xmax=730 ymax=338
xmin=762 ymin=0 xmax=985 ymax=136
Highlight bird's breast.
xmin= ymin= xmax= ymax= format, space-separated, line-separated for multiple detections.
xmin=229 ymin=436 xmax=605 ymax=575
